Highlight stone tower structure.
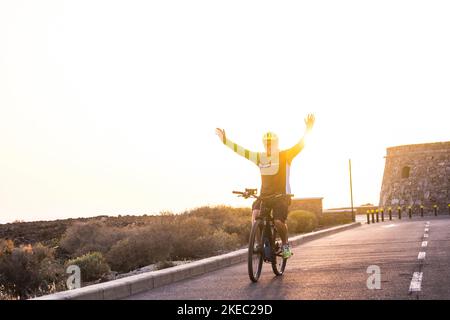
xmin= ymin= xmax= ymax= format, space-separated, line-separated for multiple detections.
xmin=379 ymin=141 xmax=450 ymax=210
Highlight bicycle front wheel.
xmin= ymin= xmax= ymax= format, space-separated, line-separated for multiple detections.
xmin=248 ymin=220 xmax=264 ymax=282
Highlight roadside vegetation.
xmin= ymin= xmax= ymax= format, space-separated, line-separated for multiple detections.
xmin=0 ymin=206 xmax=352 ymax=299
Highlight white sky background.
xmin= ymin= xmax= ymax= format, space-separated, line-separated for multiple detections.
xmin=0 ymin=0 xmax=449 ymax=223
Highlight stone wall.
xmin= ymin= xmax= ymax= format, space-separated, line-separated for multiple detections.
xmin=379 ymin=141 xmax=450 ymax=211
xmin=290 ymin=197 xmax=323 ymax=216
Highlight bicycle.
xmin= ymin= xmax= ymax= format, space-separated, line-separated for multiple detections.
xmin=233 ymin=188 xmax=294 ymax=282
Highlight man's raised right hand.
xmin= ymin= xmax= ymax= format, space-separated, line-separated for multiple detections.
xmin=215 ymin=128 xmax=226 ymax=141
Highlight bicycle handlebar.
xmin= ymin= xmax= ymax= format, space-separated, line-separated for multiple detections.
xmin=261 ymin=193 xmax=295 ymax=200
xmin=232 ymin=189 xmax=294 ymax=200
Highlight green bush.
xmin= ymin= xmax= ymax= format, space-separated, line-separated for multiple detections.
xmin=66 ymin=252 xmax=110 ymax=282
xmin=0 ymin=240 xmax=65 ymax=299
xmin=318 ymin=212 xmax=352 ymax=227
xmin=287 ymin=210 xmax=318 ymax=234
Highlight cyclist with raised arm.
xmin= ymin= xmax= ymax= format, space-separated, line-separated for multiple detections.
xmin=216 ymin=114 xmax=315 ymax=259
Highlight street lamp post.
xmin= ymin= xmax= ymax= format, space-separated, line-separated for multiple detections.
xmin=349 ymin=159 xmax=355 ymax=222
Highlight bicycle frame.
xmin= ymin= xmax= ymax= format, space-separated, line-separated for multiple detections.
xmin=234 ymin=189 xmax=292 ymax=262
xmin=257 ymin=202 xmax=278 ymax=262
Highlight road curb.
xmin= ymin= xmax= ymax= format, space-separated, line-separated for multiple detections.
xmin=32 ymin=222 xmax=361 ymax=300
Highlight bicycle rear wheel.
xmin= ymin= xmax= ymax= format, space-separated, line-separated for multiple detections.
xmin=248 ymin=220 xmax=264 ymax=282
xmin=271 ymin=227 xmax=287 ymax=276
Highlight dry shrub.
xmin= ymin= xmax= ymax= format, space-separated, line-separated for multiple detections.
xmin=106 ymin=224 xmax=171 ymax=273
xmin=318 ymin=212 xmax=353 ymax=227
xmin=60 ymin=220 xmax=126 ymax=257
xmin=0 ymin=240 xmax=65 ymax=299
xmin=287 ymin=210 xmax=318 ymax=234
xmin=185 ymin=206 xmax=251 ymax=245
xmin=105 ymin=215 xmax=242 ymax=273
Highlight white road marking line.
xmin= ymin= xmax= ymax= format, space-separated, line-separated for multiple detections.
xmin=418 ymin=252 xmax=426 ymax=260
xmin=409 ymin=272 xmax=423 ymax=292
xmin=421 ymin=241 xmax=428 ymax=247
xmin=424 ymin=228 xmax=429 ymax=232
xmin=383 ymin=224 xmax=397 ymax=228
xmin=423 ymin=234 xmax=429 ymax=238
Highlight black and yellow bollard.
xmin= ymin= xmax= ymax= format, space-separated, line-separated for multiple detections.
xmin=408 ymin=206 xmax=412 ymax=219
xmin=371 ymin=209 xmax=375 ymax=223
xmin=376 ymin=209 xmax=379 ymax=222
xmin=388 ymin=207 xmax=392 ymax=220
xmin=448 ymin=204 xmax=450 ymax=215
xmin=420 ymin=205 xmax=424 ymax=217
xmin=366 ymin=210 xmax=370 ymax=224
xmin=398 ymin=206 xmax=402 ymax=220
xmin=434 ymin=204 xmax=438 ymax=216
xmin=381 ymin=208 xmax=384 ymax=222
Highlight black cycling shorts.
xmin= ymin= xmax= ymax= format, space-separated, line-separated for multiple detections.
xmin=252 ymin=196 xmax=291 ymax=223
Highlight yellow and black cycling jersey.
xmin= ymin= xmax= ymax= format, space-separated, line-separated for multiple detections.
xmin=222 ymin=135 xmax=305 ymax=196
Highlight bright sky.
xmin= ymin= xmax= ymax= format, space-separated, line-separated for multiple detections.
xmin=1 ymin=1 xmax=449 ymax=223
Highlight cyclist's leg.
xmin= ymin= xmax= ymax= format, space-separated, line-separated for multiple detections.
xmin=274 ymin=218 xmax=292 ymax=259
xmin=272 ymin=199 xmax=289 ymax=245
xmin=273 ymin=198 xmax=293 ymax=258
xmin=274 ymin=220 xmax=288 ymax=244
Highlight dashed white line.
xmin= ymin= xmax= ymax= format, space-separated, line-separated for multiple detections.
xmin=410 ymin=223 xmax=429 ymax=293
xmin=409 ymin=272 xmax=423 ymax=292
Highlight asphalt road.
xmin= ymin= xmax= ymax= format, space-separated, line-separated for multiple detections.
xmin=128 ymin=216 xmax=450 ymax=300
